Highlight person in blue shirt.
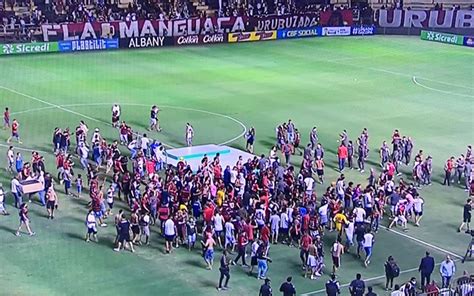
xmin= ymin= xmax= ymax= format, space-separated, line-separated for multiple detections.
xmin=15 ymin=152 xmax=23 ymax=173
xmin=223 ymin=166 xmax=231 ymax=187
xmin=325 ymin=273 xmax=340 ymax=296
xmin=349 ymin=273 xmax=365 ymax=296
xmin=279 ymin=276 xmax=296 ymax=296
xmin=192 ymin=197 xmax=201 ymax=219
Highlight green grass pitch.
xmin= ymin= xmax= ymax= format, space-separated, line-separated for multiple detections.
xmin=0 ymin=35 xmax=472 ymax=296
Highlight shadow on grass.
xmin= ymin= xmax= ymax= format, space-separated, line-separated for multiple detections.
xmin=199 ymin=279 xmax=217 ymax=288
xmin=184 ymin=258 xmax=205 ymax=268
xmin=0 ymin=223 xmax=13 ymax=234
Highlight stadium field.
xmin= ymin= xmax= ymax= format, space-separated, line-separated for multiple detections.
xmin=0 ymin=35 xmax=472 ymax=296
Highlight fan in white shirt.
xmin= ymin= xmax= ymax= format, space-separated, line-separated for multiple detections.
xmin=353 ymin=206 xmax=366 ymax=224
xmin=224 ymin=221 xmax=235 ymax=251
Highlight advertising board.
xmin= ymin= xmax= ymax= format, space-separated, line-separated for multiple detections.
xmin=277 ymin=27 xmax=321 ymax=39
xmin=1 ymin=42 xmax=58 ymax=55
xmin=228 ymin=31 xmax=277 ymax=43
xmin=58 ymin=38 xmax=119 ymax=52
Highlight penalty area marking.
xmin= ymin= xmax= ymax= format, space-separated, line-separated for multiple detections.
xmin=412 ymin=76 xmax=474 ymax=98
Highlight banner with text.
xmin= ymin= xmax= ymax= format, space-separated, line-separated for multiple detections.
xmin=1 ymin=41 xmax=59 ymax=55
xmin=420 ymin=30 xmax=464 ymax=46
xmin=322 ymin=26 xmax=351 ymax=36
xmin=228 ymin=31 xmax=277 ymax=43
xmin=58 ymin=38 xmax=119 ymax=52
xmin=118 ymin=36 xmax=174 ymax=49
xmin=174 ymin=33 xmax=227 ymax=46
xmin=378 ymin=9 xmax=474 ymax=29
xmin=40 ymin=12 xmax=354 ymax=42
xmin=351 ymin=25 xmax=376 ymax=36
xmin=277 ymin=27 xmax=321 ymax=39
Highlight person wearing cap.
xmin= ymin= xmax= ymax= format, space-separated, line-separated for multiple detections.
xmin=325 ymin=273 xmax=340 ymax=296
xmin=259 ymin=278 xmax=272 ymax=296
xmin=279 ymin=276 xmax=296 ymax=296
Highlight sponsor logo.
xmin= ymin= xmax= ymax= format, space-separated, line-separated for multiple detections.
xmin=378 ymin=9 xmax=474 ymax=28
xmin=351 ymin=26 xmax=375 ymax=35
xmin=322 ymin=27 xmax=351 ymax=36
xmin=1 ymin=42 xmax=57 ymax=55
xmin=176 ymin=35 xmax=199 ymax=45
xmin=128 ymin=36 xmax=166 ymax=48
xmin=421 ymin=30 xmax=463 ymax=45
xmin=59 ymin=39 xmax=119 ymax=52
xmin=2 ymin=44 xmax=13 ymax=54
xmin=463 ymin=36 xmax=474 ymax=47
xmin=228 ymin=31 xmax=277 ymax=43
xmin=201 ymin=34 xmax=225 ymax=44
xmin=278 ymin=27 xmax=321 ymax=39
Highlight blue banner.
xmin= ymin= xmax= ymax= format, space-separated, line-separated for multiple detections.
xmin=463 ymin=36 xmax=474 ymax=47
xmin=277 ymin=27 xmax=321 ymax=39
xmin=58 ymin=38 xmax=119 ymax=52
xmin=351 ymin=26 xmax=376 ymax=36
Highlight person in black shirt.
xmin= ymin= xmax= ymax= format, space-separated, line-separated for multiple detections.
xmin=418 ymin=251 xmax=435 ymax=291
xmin=384 ymin=256 xmax=397 ymax=290
xmin=217 ymin=250 xmax=231 ymax=291
xmin=349 ymin=273 xmax=365 ymax=296
xmin=458 ymin=199 xmax=472 ymax=233
xmin=114 ymin=216 xmax=135 ymax=253
xmin=279 ymin=276 xmax=296 ymax=296
xmin=325 ymin=273 xmax=340 ymax=296
xmin=355 ymin=223 xmax=366 ymax=258
xmin=259 ymin=278 xmax=272 ymax=296
xmin=365 ymin=286 xmax=377 ymax=296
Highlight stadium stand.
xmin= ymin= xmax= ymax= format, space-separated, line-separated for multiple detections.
xmin=0 ymin=0 xmax=472 ymax=43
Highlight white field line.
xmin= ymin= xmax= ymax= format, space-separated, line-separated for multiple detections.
xmin=302 ymin=226 xmax=463 ymax=296
xmin=322 ymin=56 xmax=474 ymax=91
xmin=58 ymin=102 xmax=248 ymax=146
xmin=0 ymin=143 xmax=50 ymax=154
xmin=301 ymin=260 xmax=460 ymax=296
xmin=412 ymin=76 xmax=474 ymax=98
xmin=2 ymin=88 xmax=247 ymax=149
xmin=0 ymin=85 xmax=102 ymax=123
xmin=380 ymin=226 xmax=464 ymax=260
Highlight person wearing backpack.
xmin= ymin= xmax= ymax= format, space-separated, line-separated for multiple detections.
xmin=325 ymin=273 xmax=340 ymax=296
xmin=384 ymin=256 xmax=399 ymax=291
xmin=349 ymin=273 xmax=365 ymax=296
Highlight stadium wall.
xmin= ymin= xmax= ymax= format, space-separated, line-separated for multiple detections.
xmin=0 ymin=24 xmax=377 ymax=56
xmin=1 ymin=8 xmax=473 ymax=56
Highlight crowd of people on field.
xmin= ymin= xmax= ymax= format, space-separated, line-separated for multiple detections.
xmin=1 ymin=104 xmax=473 ymax=295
